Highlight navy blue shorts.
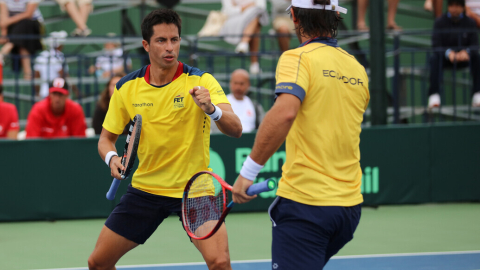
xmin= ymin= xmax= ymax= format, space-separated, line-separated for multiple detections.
xmin=269 ymin=197 xmax=361 ymax=270
xmin=105 ymin=185 xmax=184 ymax=244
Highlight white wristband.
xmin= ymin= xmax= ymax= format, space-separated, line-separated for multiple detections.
xmin=240 ymin=156 xmax=264 ymax=181
xmin=207 ymin=104 xmax=222 ymax=121
xmin=105 ymin=151 xmax=118 ymax=167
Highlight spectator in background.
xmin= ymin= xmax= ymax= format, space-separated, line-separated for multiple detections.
xmin=0 ymin=0 xmax=44 ymax=79
xmin=34 ymin=31 xmax=68 ymax=99
xmin=88 ymin=33 xmax=132 ymax=78
xmin=91 ymin=72 xmax=128 ymax=135
xmin=26 ymin=77 xmax=86 ymax=138
xmin=56 ymin=0 xmax=92 ymax=37
xmin=271 ymin=0 xmax=294 ymax=52
xmin=466 ymin=0 xmax=480 ymax=27
xmin=357 ymin=0 xmax=401 ymax=31
xmin=428 ymin=0 xmax=480 ymax=108
xmin=226 ymin=69 xmax=265 ymax=133
xmin=0 ymin=85 xmax=19 ymax=140
xmin=219 ymin=0 xmax=269 ymax=74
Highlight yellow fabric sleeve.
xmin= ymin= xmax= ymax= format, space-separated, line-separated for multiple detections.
xmin=102 ymin=87 xmax=131 ymax=135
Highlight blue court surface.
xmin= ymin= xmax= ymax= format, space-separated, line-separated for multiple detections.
xmin=38 ymin=251 xmax=480 ymax=270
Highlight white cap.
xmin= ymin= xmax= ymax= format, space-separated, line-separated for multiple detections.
xmin=287 ymin=0 xmax=347 ymax=14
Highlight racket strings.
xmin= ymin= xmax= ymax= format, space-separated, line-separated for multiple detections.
xmin=185 ymin=173 xmax=224 ymax=237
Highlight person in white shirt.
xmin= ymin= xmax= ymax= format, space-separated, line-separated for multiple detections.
xmin=219 ymin=0 xmax=269 ymax=74
xmin=226 ymin=69 xmax=264 ymax=133
xmin=89 ymin=33 xmax=132 ymax=78
xmin=34 ymin=31 xmax=68 ymax=98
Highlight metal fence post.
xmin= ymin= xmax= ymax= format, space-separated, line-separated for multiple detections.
xmin=392 ymin=33 xmax=400 ymax=124
xmin=369 ymin=0 xmax=387 ymax=125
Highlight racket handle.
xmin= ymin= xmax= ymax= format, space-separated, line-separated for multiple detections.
xmin=106 ymin=178 xmax=121 ymax=200
xmin=246 ymin=178 xmax=276 ymax=196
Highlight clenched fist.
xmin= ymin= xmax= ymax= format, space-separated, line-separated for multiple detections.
xmin=189 ymin=86 xmax=215 ymax=114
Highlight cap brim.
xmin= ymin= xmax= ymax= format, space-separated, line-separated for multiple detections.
xmin=49 ymin=87 xmax=69 ymax=95
xmin=286 ymin=4 xmax=348 ymax=14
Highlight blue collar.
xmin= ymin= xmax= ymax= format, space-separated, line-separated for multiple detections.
xmin=447 ymin=12 xmax=464 ymax=19
xmin=299 ymin=37 xmax=338 ymax=48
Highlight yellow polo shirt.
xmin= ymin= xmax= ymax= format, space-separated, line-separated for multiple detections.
xmin=275 ymin=38 xmax=370 ymax=206
xmin=103 ymin=62 xmax=230 ymax=198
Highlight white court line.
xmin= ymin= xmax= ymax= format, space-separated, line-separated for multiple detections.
xmin=33 ymin=250 xmax=480 ymax=270
xmin=330 ymin=250 xmax=480 ymax=259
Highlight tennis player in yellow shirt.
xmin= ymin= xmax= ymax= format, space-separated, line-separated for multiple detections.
xmin=88 ymin=9 xmax=242 ymax=270
xmin=233 ymin=0 xmax=370 ymax=269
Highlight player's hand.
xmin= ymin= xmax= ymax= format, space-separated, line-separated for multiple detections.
xmin=232 ymin=175 xmax=257 ymax=204
xmin=189 ymin=86 xmax=215 ymax=114
xmin=109 ymin=155 xmax=125 ymax=180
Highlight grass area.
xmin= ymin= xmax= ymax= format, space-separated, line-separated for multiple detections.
xmin=0 ymin=203 xmax=479 ymax=270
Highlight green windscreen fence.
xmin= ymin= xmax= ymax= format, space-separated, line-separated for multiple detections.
xmin=0 ymin=124 xmax=479 ymax=221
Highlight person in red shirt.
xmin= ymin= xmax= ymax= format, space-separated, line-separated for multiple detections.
xmin=26 ymin=77 xmax=86 ymax=139
xmin=0 ymin=85 xmax=20 ymax=140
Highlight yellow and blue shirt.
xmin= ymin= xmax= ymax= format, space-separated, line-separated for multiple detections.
xmin=275 ymin=37 xmax=370 ymax=207
xmin=103 ymin=62 xmax=230 ymax=198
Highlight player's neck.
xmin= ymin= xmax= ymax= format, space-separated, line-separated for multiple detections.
xmin=149 ymin=61 xmax=179 ymax=86
xmin=299 ymin=34 xmax=331 ymax=44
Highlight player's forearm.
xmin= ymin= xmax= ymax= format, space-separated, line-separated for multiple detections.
xmin=212 ymin=104 xmax=242 ymax=138
xmin=214 ymin=110 xmax=242 ymax=138
xmin=249 ymin=108 xmax=294 ymax=165
xmin=98 ymin=129 xmax=119 ymax=162
xmin=249 ymin=94 xmax=300 ymax=165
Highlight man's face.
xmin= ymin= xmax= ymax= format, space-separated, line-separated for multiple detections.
xmin=448 ymin=3 xmax=465 ymax=19
xmin=49 ymin=92 xmax=68 ymax=115
xmin=143 ymin=23 xmax=181 ymax=70
xmin=230 ymin=71 xmax=250 ymax=100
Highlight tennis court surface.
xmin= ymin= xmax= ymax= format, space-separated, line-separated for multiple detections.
xmin=2 ymin=204 xmax=479 ymax=270
xmin=36 ymin=251 xmax=480 ymax=270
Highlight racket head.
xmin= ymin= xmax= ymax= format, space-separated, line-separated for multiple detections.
xmin=182 ymin=171 xmax=232 ymax=240
xmin=121 ymin=114 xmax=142 ymax=179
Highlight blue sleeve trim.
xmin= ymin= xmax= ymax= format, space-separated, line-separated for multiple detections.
xmin=116 ymin=65 xmax=148 ymax=90
xmin=275 ymin=83 xmax=306 ymax=102
xmin=183 ymin=63 xmax=206 ymax=77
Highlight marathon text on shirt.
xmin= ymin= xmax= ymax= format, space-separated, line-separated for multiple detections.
xmin=132 ymin=103 xmax=154 ymax=107
xmin=323 ymin=70 xmax=364 ymax=86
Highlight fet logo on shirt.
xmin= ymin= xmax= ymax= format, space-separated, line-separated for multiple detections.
xmin=0 ymin=125 xmax=3 ymax=133
xmin=173 ymin=93 xmax=185 ymax=109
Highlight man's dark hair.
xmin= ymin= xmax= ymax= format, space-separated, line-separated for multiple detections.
xmin=447 ymin=0 xmax=465 ymax=7
xmin=292 ymin=0 xmax=342 ymax=38
xmin=141 ymin=8 xmax=182 ymax=43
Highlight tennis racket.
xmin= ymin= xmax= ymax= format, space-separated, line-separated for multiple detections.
xmin=106 ymin=114 xmax=142 ymax=200
xmin=182 ymin=171 xmax=276 ymax=240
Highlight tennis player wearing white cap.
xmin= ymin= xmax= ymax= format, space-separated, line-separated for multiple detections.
xmin=232 ymin=0 xmax=370 ymax=269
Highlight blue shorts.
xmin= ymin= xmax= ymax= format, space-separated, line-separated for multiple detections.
xmin=105 ymin=185 xmax=184 ymax=244
xmin=269 ymin=197 xmax=361 ymax=270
